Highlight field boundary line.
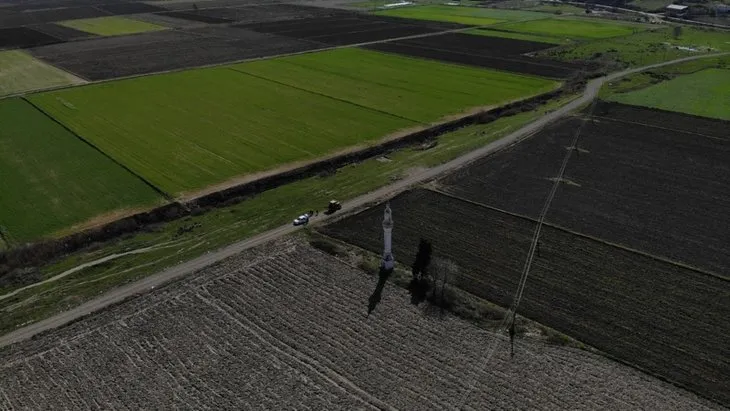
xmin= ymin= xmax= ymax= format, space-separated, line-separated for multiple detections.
xmin=428 ymin=187 xmax=730 ymax=283
xmin=227 ymin=67 xmax=424 ymax=124
xmin=21 ymin=97 xmax=175 ymax=203
xmin=2 ymin=52 xmax=727 ymax=350
xmin=0 ymin=15 xmax=556 ymax=101
xmin=591 ymin=114 xmax=730 ymax=141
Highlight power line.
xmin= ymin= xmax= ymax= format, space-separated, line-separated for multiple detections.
xmin=455 ymin=100 xmax=596 ymax=410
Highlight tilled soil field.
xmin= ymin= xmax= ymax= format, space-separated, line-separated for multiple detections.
xmin=398 ymin=32 xmax=555 ymax=57
xmin=0 ymin=27 xmax=62 ymax=49
xmin=0 ymin=5 xmax=110 ymax=28
xmin=182 ymin=3 xmax=350 ymax=25
xmin=364 ymin=33 xmax=583 ymax=78
xmin=593 ymin=101 xmax=730 ymax=140
xmin=439 ymin=111 xmax=730 ymax=275
xmin=96 ymin=2 xmax=167 ymax=15
xmin=29 ymin=28 xmax=325 ymax=80
xmin=243 ymin=14 xmax=459 ymax=46
xmin=157 ymin=10 xmax=234 ymax=24
xmin=321 ymin=189 xmax=730 ymax=407
xmin=0 ymin=239 xmax=720 ymax=410
xmin=30 ymin=22 xmax=98 ymax=41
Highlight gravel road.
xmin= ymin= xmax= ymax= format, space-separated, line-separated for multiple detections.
xmin=1 ymin=52 xmax=726 ymax=349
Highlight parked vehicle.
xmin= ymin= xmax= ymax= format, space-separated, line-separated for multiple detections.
xmin=293 ymin=213 xmax=311 ymax=226
xmin=325 ymin=200 xmax=342 ymax=215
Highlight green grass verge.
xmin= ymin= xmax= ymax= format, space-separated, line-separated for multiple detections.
xmin=494 ymin=16 xmax=647 ymax=40
xmin=542 ymin=26 xmax=730 ymax=67
xmin=32 ymin=49 xmax=557 ymax=197
xmin=374 ymin=5 xmax=550 ymax=25
xmin=467 ymin=27 xmax=570 ymax=44
xmin=232 ymin=48 xmax=560 ymax=123
xmin=59 ymin=16 xmax=166 ymax=36
xmin=608 ymin=68 xmax=730 ymax=120
xmin=0 ymin=99 xmax=165 ymax=243
xmin=523 ymin=3 xmax=587 ymax=14
xmin=600 ymin=55 xmax=730 ymax=98
xmin=0 ymin=50 xmax=85 ymax=97
xmin=0 ymin=94 xmax=578 ymax=337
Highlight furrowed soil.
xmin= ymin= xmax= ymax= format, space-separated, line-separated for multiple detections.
xmin=242 ymin=14 xmax=463 ymax=45
xmin=363 ymin=31 xmax=584 ymax=78
xmin=0 ymin=6 xmax=110 ymax=29
xmin=58 ymin=16 xmax=167 ymax=37
xmin=29 ymin=29 xmax=325 ymax=80
xmin=0 ymin=99 xmax=164 ymax=242
xmin=373 ymin=5 xmax=550 ymax=26
xmin=438 ymin=109 xmax=730 ymax=275
xmin=0 ymin=238 xmax=721 ymax=410
xmin=593 ymin=101 xmax=730 ymax=138
xmin=0 ymin=27 xmax=61 ymax=49
xmin=30 ymin=23 xmax=96 ymax=41
xmin=320 ymin=189 xmax=730 ymax=406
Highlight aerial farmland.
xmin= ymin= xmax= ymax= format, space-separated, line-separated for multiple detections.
xmin=0 ymin=0 xmax=729 ymax=409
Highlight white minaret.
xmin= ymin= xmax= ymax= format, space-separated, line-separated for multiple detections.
xmin=381 ymin=202 xmax=394 ymax=271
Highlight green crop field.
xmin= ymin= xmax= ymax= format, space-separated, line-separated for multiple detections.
xmin=30 ymin=64 xmax=414 ymax=196
xmin=609 ymin=68 xmax=730 ymax=120
xmin=31 ymin=49 xmax=557 ymax=198
xmin=467 ymin=28 xmax=570 ymax=44
xmin=495 ymin=17 xmax=646 ymax=40
xmin=542 ymin=27 xmax=730 ymax=66
xmin=0 ymin=99 xmax=164 ymax=243
xmin=0 ymin=51 xmax=85 ymax=97
xmin=374 ymin=5 xmax=549 ymax=25
xmin=233 ymin=48 xmax=560 ymax=123
xmin=59 ymin=16 xmax=166 ymax=36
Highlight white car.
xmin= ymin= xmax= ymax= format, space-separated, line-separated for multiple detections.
xmin=293 ymin=214 xmax=310 ymax=226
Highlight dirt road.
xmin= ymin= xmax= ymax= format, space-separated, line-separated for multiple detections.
xmin=1 ymin=52 xmax=726 ymax=349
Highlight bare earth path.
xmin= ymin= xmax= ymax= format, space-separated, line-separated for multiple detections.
xmin=1 ymin=52 xmax=727 ymax=349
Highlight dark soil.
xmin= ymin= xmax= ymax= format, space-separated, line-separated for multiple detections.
xmin=321 ymin=188 xmax=730 ymax=407
xmin=156 ymin=10 xmax=233 ymax=24
xmin=153 ymin=0 xmax=283 ymax=12
xmin=365 ymin=41 xmax=578 ymax=78
xmin=593 ymin=101 xmax=730 ymax=140
xmin=29 ymin=29 xmax=325 ymax=80
xmin=97 ymin=3 xmax=167 ymax=15
xmin=400 ymin=32 xmax=556 ymax=56
xmin=188 ymin=4 xmax=349 ymax=24
xmin=30 ymin=22 xmax=97 ymax=41
xmin=0 ymin=26 xmax=61 ymax=49
xmin=439 ymin=109 xmax=730 ymax=275
xmin=243 ymin=14 xmax=461 ymax=46
xmin=0 ymin=6 xmax=110 ymax=29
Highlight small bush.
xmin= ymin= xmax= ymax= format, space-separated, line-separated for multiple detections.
xmin=309 ymin=239 xmax=343 ymax=256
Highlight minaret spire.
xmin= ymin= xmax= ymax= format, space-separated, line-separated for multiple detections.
xmin=381 ymin=202 xmax=394 ymax=271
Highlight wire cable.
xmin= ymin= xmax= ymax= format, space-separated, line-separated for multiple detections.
xmin=455 ymin=99 xmax=597 ymax=410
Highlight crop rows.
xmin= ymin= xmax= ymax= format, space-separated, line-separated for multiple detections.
xmin=321 ymin=189 xmax=730 ymax=406
xmin=365 ymin=33 xmax=583 ymax=78
xmin=0 ymin=239 xmax=717 ymax=409
xmin=439 ymin=111 xmax=730 ymax=275
xmin=0 ymin=98 xmax=163 ymax=242
xmin=29 ymin=28 xmax=325 ymax=80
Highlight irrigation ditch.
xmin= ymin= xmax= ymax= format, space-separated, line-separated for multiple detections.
xmin=0 ymin=84 xmax=576 ymax=279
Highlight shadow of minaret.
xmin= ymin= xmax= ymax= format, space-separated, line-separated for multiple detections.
xmin=367 ymin=265 xmax=392 ymax=316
